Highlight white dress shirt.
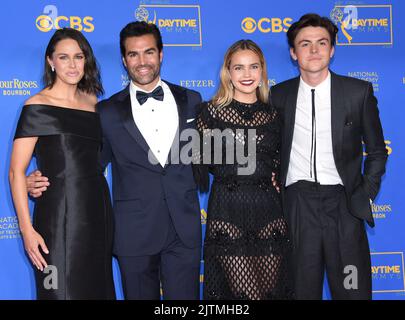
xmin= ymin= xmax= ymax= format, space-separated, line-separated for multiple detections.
xmin=129 ymin=78 xmax=179 ymax=167
xmin=286 ymin=72 xmax=343 ymax=186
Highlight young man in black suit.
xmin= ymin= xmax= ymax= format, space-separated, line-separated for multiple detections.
xmin=271 ymin=13 xmax=387 ymax=299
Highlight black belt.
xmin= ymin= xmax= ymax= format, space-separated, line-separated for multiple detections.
xmin=287 ymin=180 xmax=344 ymax=192
xmin=214 ymin=177 xmax=274 ymax=191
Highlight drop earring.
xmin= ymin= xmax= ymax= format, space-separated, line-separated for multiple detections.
xmin=258 ymin=80 xmax=263 ymax=87
xmin=51 ymin=65 xmax=55 ymax=72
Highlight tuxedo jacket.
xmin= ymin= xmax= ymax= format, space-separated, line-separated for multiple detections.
xmin=271 ymin=71 xmax=387 ymax=227
xmin=97 ymin=81 xmax=202 ymax=256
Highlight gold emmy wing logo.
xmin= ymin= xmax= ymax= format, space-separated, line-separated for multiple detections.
xmin=135 ymin=6 xmax=157 ymax=24
xmin=330 ymin=7 xmax=353 ymax=43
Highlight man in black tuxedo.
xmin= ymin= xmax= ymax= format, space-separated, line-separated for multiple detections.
xmin=28 ymin=21 xmax=202 ymax=300
xmin=271 ymin=14 xmax=387 ymax=299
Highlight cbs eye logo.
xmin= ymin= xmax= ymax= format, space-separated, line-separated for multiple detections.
xmin=241 ymin=17 xmax=292 ymax=33
xmin=36 ymin=15 xmax=94 ymax=32
xmin=36 ymin=15 xmax=53 ymax=32
xmin=241 ymin=17 xmax=257 ymax=33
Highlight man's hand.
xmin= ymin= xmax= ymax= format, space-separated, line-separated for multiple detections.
xmin=27 ymin=170 xmax=50 ymax=198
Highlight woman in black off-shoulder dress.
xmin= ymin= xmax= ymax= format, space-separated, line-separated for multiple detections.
xmin=194 ymin=40 xmax=294 ymax=300
xmin=9 ymin=28 xmax=114 ymax=299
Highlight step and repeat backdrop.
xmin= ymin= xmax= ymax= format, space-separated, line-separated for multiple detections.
xmin=1 ymin=0 xmax=404 ymax=300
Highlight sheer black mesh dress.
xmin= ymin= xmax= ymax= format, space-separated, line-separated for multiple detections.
xmin=194 ymin=99 xmax=294 ymax=300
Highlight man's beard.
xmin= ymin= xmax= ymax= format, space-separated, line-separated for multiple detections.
xmin=129 ymin=64 xmax=161 ymax=86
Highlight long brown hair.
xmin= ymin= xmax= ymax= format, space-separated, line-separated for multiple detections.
xmin=212 ymin=39 xmax=269 ymax=108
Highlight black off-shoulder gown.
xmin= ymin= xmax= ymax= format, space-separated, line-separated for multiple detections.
xmin=14 ymin=104 xmax=115 ymax=300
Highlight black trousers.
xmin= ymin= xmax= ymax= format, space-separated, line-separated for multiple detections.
xmin=117 ymin=217 xmax=201 ymax=300
xmin=284 ymin=181 xmax=372 ymax=300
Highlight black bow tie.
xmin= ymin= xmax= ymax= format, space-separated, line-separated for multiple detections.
xmin=136 ymin=86 xmax=164 ymax=105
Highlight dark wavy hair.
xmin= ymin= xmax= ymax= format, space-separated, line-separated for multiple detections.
xmin=287 ymin=13 xmax=339 ymax=48
xmin=120 ymin=21 xmax=163 ymax=56
xmin=43 ymin=28 xmax=104 ymax=96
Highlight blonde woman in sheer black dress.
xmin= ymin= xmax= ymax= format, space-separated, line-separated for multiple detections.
xmin=194 ymin=40 xmax=294 ymax=300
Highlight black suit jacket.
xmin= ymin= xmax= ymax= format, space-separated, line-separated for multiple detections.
xmin=271 ymin=71 xmax=387 ymax=227
xmin=97 ymin=80 xmax=202 ymax=256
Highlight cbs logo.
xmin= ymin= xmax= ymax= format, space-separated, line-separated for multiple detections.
xmin=241 ymin=17 xmax=292 ymax=33
xmin=36 ymin=15 xmax=94 ymax=32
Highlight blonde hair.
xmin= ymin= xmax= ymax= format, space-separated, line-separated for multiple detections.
xmin=212 ymin=39 xmax=269 ymax=108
